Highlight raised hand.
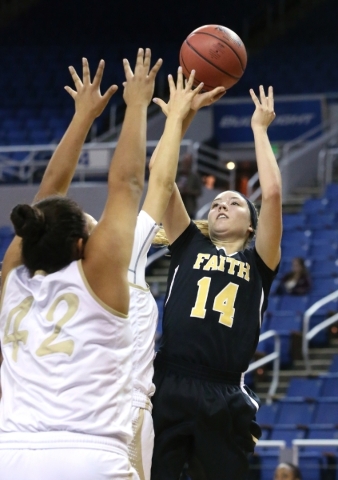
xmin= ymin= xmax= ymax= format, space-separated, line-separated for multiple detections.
xmin=65 ymin=58 xmax=118 ymax=119
xmin=190 ymin=86 xmax=226 ymax=111
xmin=123 ymin=48 xmax=162 ymax=107
xmin=250 ymin=85 xmax=276 ymax=131
xmin=155 ymin=67 xmax=204 ymax=120
xmin=153 ymin=82 xmax=225 ymax=117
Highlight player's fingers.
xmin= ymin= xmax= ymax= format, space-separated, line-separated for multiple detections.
xmin=64 ymin=86 xmax=77 ymax=99
xmin=192 ymin=81 xmax=204 ymax=96
xmin=152 ymin=97 xmax=168 ymax=116
xmin=69 ymin=66 xmax=83 ymax=90
xmin=185 ymin=69 xmax=195 ymax=90
xmin=123 ymin=58 xmax=133 ymax=80
xmin=82 ymin=58 xmax=91 ymax=85
xmin=213 ymin=90 xmax=227 ymax=101
xmin=176 ymin=66 xmax=184 ymax=90
xmin=168 ymin=74 xmax=176 ymax=96
xmin=148 ymin=58 xmax=163 ymax=80
xmin=259 ymin=85 xmax=267 ymax=105
xmin=143 ymin=48 xmax=151 ymax=73
xmin=268 ymin=85 xmax=274 ymax=111
xmin=249 ymin=88 xmax=260 ymax=107
xmin=92 ymin=59 xmax=105 ymax=87
xmin=209 ymin=86 xmax=226 ymax=97
xmin=134 ymin=48 xmax=144 ymax=71
xmin=102 ymin=85 xmax=118 ymax=102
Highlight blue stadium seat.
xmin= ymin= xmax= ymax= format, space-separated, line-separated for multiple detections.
xmin=310 ymin=278 xmax=338 ymax=296
xmin=313 ymin=399 xmax=338 ymax=424
xmin=329 ymin=355 xmax=338 ymax=373
xmin=305 ymin=213 xmax=337 ymax=230
xmin=256 ymin=402 xmax=280 ymax=427
xmin=311 ymin=230 xmax=338 ymax=242
xmin=270 ymin=425 xmax=307 ymax=447
xmin=309 ymin=258 xmax=338 ymax=277
xmin=308 ymin=240 xmax=338 ymax=259
xmin=278 ymin=295 xmax=308 ymax=314
xmin=302 ymin=198 xmax=329 ymax=214
xmin=281 ymin=230 xmax=311 ymax=245
xmin=320 ymin=374 xmax=338 ymax=398
xmin=325 ymin=184 xmax=338 ymax=200
xmin=286 ymin=377 xmax=323 ymax=400
xmin=276 ymin=398 xmax=316 ymax=425
xmin=282 ymin=214 xmax=307 ymax=231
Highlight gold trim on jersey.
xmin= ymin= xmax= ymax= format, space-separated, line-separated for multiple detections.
xmin=129 ymin=408 xmax=146 ymax=480
xmin=33 ymin=270 xmax=47 ymax=276
xmin=77 ymin=260 xmax=128 ymax=318
xmin=128 ymin=282 xmax=150 ymax=292
xmin=0 ymin=266 xmax=13 ymax=310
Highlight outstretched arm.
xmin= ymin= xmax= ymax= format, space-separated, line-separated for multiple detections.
xmin=142 ymin=67 xmax=204 ymax=224
xmin=150 ymin=86 xmax=226 ymax=244
xmin=34 ymin=58 xmax=117 ymax=201
xmin=1 ymin=59 xmax=117 ymax=285
xmin=250 ymin=86 xmax=282 ymax=270
xmin=82 ymin=48 xmax=162 ymax=314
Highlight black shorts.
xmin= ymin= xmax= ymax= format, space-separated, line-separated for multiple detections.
xmin=151 ymin=355 xmax=261 ymax=480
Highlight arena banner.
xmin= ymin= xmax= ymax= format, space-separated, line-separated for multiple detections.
xmin=213 ymin=95 xmax=326 ymax=144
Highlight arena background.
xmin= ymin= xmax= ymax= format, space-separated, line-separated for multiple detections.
xmin=1 ymin=1 xmax=338 ymax=478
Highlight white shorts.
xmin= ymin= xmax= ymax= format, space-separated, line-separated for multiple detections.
xmin=128 ymin=404 xmax=154 ymax=480
xmin=0 ymin=431 xmax=139 ymax=480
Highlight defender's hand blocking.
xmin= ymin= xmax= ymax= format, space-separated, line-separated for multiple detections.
xmin=123 ymin=48 xmax=162 ymax=106
xmin=250 ymin=85 xmax=276 ymax=131
xmin=65 ymin=58 xmax=118 ymax=119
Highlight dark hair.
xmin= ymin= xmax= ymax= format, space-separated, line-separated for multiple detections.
xmin=10 ymin=196 xmax=88 ymax=274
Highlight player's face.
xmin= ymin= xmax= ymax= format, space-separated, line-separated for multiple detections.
xmin=274 ymin=466 xmax=296 ymax=480
xmin=208 ymin=191 xmax=252 ymax=239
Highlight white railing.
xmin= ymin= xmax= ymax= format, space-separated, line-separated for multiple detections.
xmin=247 ymin=120 xmax=338 ymax=202
xmin=246 ymin=330 xmax=281 ymax=405
xmin=292 ymin=439 xmax=338 ymax=465
xmin=0 ymin=139 xmax=197 ymax=183
xmin=302 ymin=290 xmax=338 ymax=373
xmin=256 ymin=440 xmax=286 ymax=450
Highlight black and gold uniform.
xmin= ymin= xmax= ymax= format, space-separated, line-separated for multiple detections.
xmin=151 ymin=221 xmax=277 ymax=480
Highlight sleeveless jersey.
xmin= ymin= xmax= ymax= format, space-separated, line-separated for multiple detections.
xmin=0 ymin=260 xmax=133 ymax=441
xmin=158 ymin=222 xmax=277 ymax=373
xmin=128 ymin=210 xmax=159 ymax=400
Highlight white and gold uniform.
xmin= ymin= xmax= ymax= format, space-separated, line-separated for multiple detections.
xmin=128 ymin=210 xmax=160 ymax=480
xmin=0 ymin=260 xmax=137 ymax=480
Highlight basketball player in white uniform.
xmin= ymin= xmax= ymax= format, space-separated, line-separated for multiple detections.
xmin=72 ymin=67 xmax=207 ymax=480
xmin=121 ymin=69 xmax=228 ymax=479
xmin=0 ymin=49 xmax=162 ymax=480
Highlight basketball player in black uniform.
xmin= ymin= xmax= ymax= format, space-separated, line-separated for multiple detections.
xmin=150 ymin=86 xmax=282 ymax=480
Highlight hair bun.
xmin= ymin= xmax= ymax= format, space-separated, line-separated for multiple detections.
xmin=10 ymin=204 xmax=45 ymax=240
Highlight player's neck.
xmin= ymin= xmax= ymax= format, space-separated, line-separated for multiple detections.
xmin=211 ymin=237 xmax=245 ymax=254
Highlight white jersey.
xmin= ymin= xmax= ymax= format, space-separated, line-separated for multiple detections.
xmin=0 ymin=260 xmax=133 ymax=442
xmin=128 ymin=210 xmax=159 ymax=402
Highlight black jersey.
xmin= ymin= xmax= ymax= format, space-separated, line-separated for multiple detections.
xmin=158 ymin=221 xmax=277 ymax=373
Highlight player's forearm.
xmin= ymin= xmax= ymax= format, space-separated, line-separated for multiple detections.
xmin=252 ymin=126 xmax=281 ymax=201
xmin=151 ymin=115 xmax=183 ymax=188
xmin=109 ymin=104 xmax=147 ymax=192
xmin=34 ymin=112 xmax=94 ymax=202
xmin=181 ymin=109 xmax=197 ymax=139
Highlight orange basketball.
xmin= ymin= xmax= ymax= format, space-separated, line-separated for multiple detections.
xmin=179 ymin=24 xmax=247 ymax=91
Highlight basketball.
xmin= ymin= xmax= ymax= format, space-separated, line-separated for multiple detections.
xmin=179 ymin=24 xmax=247 ymax=91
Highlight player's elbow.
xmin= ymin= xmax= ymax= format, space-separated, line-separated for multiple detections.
xmin=261 ymin=183 xmax=282 ymax=204
xmin=110 ymin=173 xmax=144 ymax=197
